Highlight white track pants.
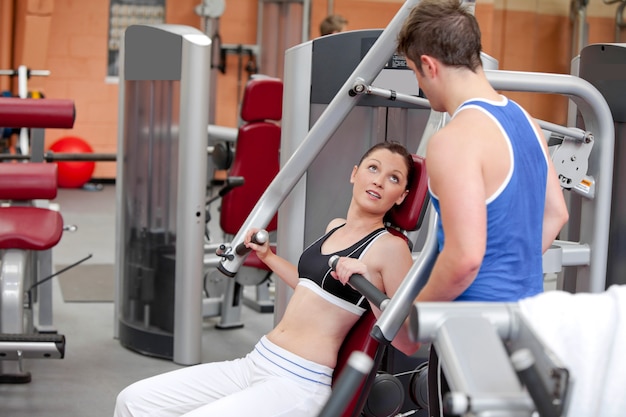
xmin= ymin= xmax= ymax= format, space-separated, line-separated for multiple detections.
xmin=114 ymin=336 xmax=333 ymax=417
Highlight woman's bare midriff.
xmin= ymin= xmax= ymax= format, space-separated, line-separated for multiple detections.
xmin=266 ymin=284 xmax=363 ymax=369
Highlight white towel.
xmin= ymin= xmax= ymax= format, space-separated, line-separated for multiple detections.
xmin=518 ymin=285 xmax=626 ymax=417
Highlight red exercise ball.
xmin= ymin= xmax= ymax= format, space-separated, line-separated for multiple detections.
xmin=48 ymin=136 xmax=96 ymax=188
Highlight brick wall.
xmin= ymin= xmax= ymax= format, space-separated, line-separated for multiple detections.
xmin=5 ymin=0 xmax=620 ymax=179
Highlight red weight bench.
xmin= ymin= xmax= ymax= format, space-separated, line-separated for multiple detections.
xmin=333 ymin=154 xmax=429 ymax=417
xmin=0 ymin=97 xmax=75 ymax=383
xmin=0 ymin=163 xmax=66 ymax=383
xmin=207 ymin=76 xmax=283 ymax=327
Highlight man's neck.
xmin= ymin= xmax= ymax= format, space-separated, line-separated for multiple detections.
xmin=442 ymin=67 xmax=501 ymax=114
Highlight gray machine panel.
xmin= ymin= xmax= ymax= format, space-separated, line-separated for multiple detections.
xmin=287 ymin=29 xmax=429 ymax=247
xmin=579 ymin=43 xmax=626 ymax=287
xmin=579 ymin=44 xmax=626 ymax=123
xmin=116 ymin=24 xmax=211 ymax=365
xmin=311 ymin=29 xmax=422 ymax=108
xmin=124 ymin=25 xmax=184 ymax=81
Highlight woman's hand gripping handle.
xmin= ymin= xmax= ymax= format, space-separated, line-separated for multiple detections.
xmin=235 ymin=229 xmax=269 ymax=256
xmin=328 ymin=255 xmax=390 ymax=311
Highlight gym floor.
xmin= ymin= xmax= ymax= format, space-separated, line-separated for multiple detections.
xmin=0 ymin=184 xmax=274 ymax=417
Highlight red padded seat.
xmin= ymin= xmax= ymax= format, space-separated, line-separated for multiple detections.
xmin=0 ymin=163 xmax=62 ymax=250
xmin=387 ymin=155 xmax=428 ymax=233
xmin=0 ymin=207 xmax=63 ymax=250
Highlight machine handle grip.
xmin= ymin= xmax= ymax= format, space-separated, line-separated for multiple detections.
xmin=511 ymin=348 xmax=560 ymax=417
xmin=235 ymin=229 xmax=269 ymax=256
xmin=328 ymin=255 xmax=390 ymax=311
xmin=219 ymin=176 xmax=244 ymax=197
xmin=317 ymin=351 xmax=373 ymax=417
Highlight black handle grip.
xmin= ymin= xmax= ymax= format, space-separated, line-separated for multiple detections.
xmin=328 ymin=255 xmax=389 ymax=310
xmin=317 ymin=351 xmax=373 ymax=417
xmin=218 ymin=176 xmax=245 ymax=197
xmin=511 ymin=349 xmax=559 ymax=417
xmin=235 ymin=229 xmax=269 ymax=256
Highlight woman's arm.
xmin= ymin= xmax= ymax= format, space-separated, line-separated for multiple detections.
xmin=377 ymin=235 xmax=419 ymax=356
xmin=540 ymin=141 xmax=569 ymax=253
xmin=244 ymin=229 xmax=299 ymax=289
xmin=331 ymin=233 xmax=417 ymax=356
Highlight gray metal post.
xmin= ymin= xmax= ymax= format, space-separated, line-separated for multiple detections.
xmin=36 ymin=250 xmax=54 ymax=331
xmin=173 ymin=31 xmax=211 ymax=365
xmin=115 ymin=25 xmax=211 ymax=365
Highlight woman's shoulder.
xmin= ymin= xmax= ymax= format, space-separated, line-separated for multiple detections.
xmin=379 ymin=229 xmax=411 ymax=248
xmin=371 ymin=230 xmax=412 ymax=260
xmin=365 ymin=230 xmax=413 ymax=276
xmin=326 ymin=218 xmax=346 ymax=233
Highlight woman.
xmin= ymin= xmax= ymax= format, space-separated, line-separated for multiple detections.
xmin=114 ymin=141 xmax=416 ymax=417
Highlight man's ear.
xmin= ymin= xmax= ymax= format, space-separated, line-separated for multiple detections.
xmin=420 ymin=55 xmax=438 ymax=78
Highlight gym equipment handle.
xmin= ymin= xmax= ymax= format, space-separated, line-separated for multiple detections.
xmin=511 ymin=348 xmax=560 ymax=417
xmin=217 ymin=229 xmax=269 ymax=277
xmin=328 ymin=255 xmax=390 ymax=311
xmin=317 ymin=351 xmax=373 ymax=417
xmin=235 ymin=229 xmax=269 ymax=256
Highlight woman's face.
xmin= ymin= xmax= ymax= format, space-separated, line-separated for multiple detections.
xmin=350 ymin=149 xmax=409 ymax=214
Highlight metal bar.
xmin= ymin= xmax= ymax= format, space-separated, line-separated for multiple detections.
xmin=207 ymin=124 xmax=237 ymax=142
xmin=357 ymin=80 xmax=588 ymax=141
xmin=0 ymin=339 xmax=64 ymax=360
xmin=408 ymin=302 xmax=520 ymax=343
xmin=173 ymin=29 xmax=211 ymax=366
xmin=352 ymin=81 xmax=430 ymax=108
xmin=46 ymin=153 xmax=116 ymax=161
xmin=0 ymin=69 xmax=50 ymax=77
xmin=537 ymin=119 xmax=587 ymax=141
xmin=0 ymin=153 xmax=116 ymax=161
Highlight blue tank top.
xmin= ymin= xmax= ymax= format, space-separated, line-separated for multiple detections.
xmin=429 ymin=97 xmax=548 ymax=301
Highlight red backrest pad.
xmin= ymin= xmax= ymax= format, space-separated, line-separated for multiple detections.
xmin=0 ymin=162 xmax=58 ymax=200
xmin=240 ymin=77 xmax=283 ymax=123
xmin=387 ymin=154 xmax=429 ymax=232
xmin=220 ymin=77 xmax=282 ymax=234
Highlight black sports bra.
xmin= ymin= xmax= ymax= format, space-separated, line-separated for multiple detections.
xmin=297 ymin=225 xmax=388 ymax=315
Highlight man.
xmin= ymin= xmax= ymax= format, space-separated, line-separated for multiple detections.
xmin=397 ymin=0 xmax=569 ymax=304
xmin=320 ymin=14 xmax=348 ymax=36
xmin=396 ymin=1 xmax=570 ymax=412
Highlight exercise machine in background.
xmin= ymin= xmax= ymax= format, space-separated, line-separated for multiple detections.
xmin=115 ymin=25 xmax=281 ymax=365
xmin=0 ymin=98 xmax=77 ymax=383
xmin=114 ymin=24 xmax=211 ymax=365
